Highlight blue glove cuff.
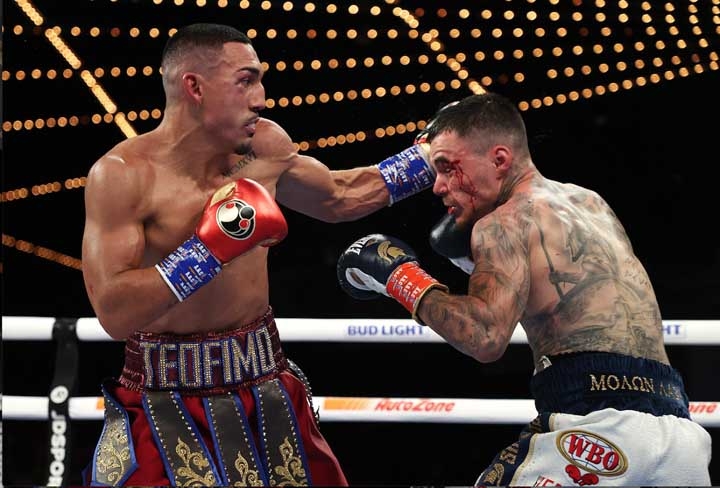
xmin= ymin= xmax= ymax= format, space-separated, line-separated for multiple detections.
xmin=155 ymin=235 xmax=222 ymax=302
xmin=376 ymin=145 xmax=435 ymax=205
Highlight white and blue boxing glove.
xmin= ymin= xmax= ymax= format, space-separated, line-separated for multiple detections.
xmin=377 ymin=101 xmax=462 ymax=205
xmin=376 ymin=144 xmax=435 ymax=205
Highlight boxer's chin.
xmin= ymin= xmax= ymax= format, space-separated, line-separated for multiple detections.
xmin=234 ymin=140 xmax=253 ymax=156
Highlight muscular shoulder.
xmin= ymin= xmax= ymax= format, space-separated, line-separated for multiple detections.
xmin=470 ymin=201 xmax=534 ymax=262
xmin=90 ymin=138 xmax=148 ymax=182
xmin=472 ymin=180 xmax=578 ymax=252
xmin=560 ymin=182 xmax=609 ymax=209
xmin=482 ymin=189 xmax=535 ymax=234
xmin=531 ymin=181 xmax=615 ymax=227
xmin=86 ymin=139 xmax=153 ymax=213
xmin=251 ymin=118 xmax=297 ymax=162
xmin=512 ymin=179 xmax=630 ymax=258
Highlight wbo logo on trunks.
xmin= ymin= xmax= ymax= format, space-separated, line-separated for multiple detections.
xmin=556 ymin=430 xmax=627 ymax=485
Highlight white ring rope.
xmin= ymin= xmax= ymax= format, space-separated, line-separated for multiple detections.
xmin=3 ymin=317 xmax=718 ymax=427
xmin=2 ymin=395 xmax=719 ymax=426
xmin=3 ymin=316 xmax=719 ymax=344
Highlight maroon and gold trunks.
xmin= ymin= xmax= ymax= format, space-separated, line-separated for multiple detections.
xmin=83 ymin=308 xmax=347 ymax=486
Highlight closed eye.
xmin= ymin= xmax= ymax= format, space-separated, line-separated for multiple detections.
xmin=434 ymin=159 xmax=459 ymax=174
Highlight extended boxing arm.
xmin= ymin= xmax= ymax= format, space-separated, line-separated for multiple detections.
xmin=276 ymin=146 xmax=432 ymax=222
xmin=265 ymin=114 xmax=433 ymax=222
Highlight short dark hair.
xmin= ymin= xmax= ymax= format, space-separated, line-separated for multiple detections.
xmin=426 ymin=92 xmax=529 ymax=153
xmin=161 ymin=23 xmax=251 ymax=69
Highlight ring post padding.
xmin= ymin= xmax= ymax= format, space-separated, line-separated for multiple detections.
xmin=46 ymin=318 xmax=79 ymax=488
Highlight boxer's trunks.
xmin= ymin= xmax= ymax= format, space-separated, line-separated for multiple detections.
xmin=83 ymin=307 xmax=347 ymax=486
xmin=475 ymin=352 xmax=712 ymax=486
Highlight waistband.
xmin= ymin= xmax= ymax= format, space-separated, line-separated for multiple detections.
xmin=530 ymin=351 xmax=690 ymax=419
xmin=119 ymin=308 xmax=287 ymax=394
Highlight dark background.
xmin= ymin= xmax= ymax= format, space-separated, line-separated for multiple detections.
xmin=2 ymin=0 xmax=719 ymax=485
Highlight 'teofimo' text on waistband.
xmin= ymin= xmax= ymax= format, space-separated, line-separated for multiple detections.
xmin=138 ymin=325 xmax=277 ymax=389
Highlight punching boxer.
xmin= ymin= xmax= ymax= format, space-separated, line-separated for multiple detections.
xmin=337 ymin=92 xmax=712 ymax=486
xmin=81 ymin=23 xmax=435 ymax=486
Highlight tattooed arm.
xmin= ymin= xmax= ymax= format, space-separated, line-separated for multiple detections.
xmin=416 ymin=212 xmax=532 ymax=362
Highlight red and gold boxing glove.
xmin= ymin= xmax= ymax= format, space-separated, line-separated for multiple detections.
xmin=336 ymin=234 xmax=448 ymax=322
xmin=156 ymin=178 xmax=288 ymax=301
xmin=196 ymin=178 xmax=287 ymax=262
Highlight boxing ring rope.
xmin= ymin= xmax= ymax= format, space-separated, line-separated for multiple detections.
xmin=3 ymin=316 xmax=719 ymax=427
xmin=4 ymin=394 xmax=720 ymax=427
xmin=4 ymin=316 xmax=720 ymax=344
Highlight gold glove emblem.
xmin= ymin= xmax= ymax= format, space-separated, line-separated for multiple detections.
xmin=378 ymin=240 xmax=407 ymax=263
xmin=208 ymin=181 xmax=237 ymax=206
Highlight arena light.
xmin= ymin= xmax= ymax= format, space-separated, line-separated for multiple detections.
xmin=12 ymin=0 xmax=137 ymax=138
xmin=263 ymin=75 xmax=465 ymax=108
xmin=4 ymin=64 xmax=156 ymax=80
xmin=389 ymin=6 xmax=486 ymax=94
xmin=2 ymin=108 xmax=164 ymax=134
xmin=6 ymin=0 xmax=719 ymax=270
xmin=19 ymin=19 xmax=707 ymax=95
xmin=1 ymin=234 xmax=83 ymax=270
